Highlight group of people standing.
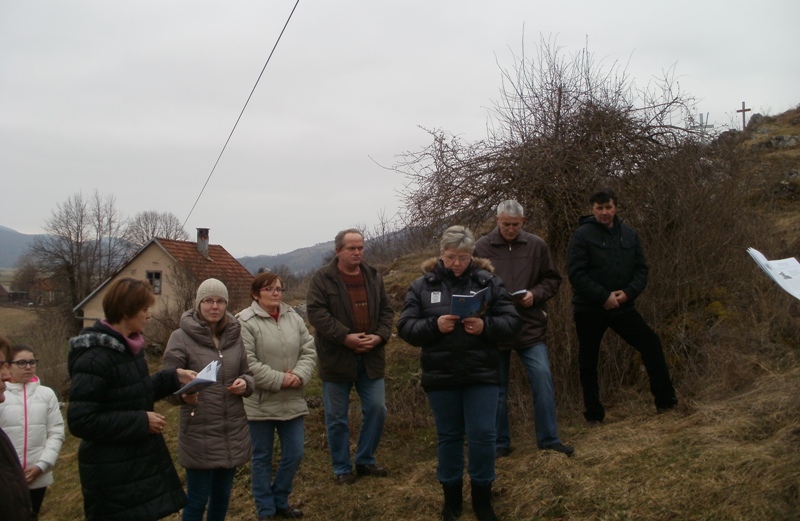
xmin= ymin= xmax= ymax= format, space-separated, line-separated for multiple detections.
xmin=64 ymin=273 xmax=316 ymax=521
xmin=396 ymin=190 xmax=677 ymax=521
xmin=0 ymin=188 xmax=677 ymax=521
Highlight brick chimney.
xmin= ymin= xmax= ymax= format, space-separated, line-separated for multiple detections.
xmin=197 ymin=228 xmax=210 ymax=259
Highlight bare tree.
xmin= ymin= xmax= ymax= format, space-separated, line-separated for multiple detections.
xmin=393 ymin=35 xmax=764 ymax=407
xmin=11 ymin=254 xmax=40 ymax=293
xmin=28 ymin=191 xmax=128 ymax=323
xmin=124 ymin=210 xmax=189 ymax=248
xmin=396 ymin=36 xmax=700 ymax=259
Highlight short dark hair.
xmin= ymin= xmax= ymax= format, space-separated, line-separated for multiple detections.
xmin=11 ymin=344 xmax=35 ymax=358
xmin=589 ymin=189 xmax=618 ymax=206
xmin=102 ymin=278 xmax=156 ymax=324
xmin=250 ymin=271 xmax=282 ymax=300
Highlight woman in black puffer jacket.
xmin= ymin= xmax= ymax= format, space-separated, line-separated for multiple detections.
xmin=398 ymin=226 xmax=520 ymax=521
xmin=68 ymin=278 xmax=196 ymax=521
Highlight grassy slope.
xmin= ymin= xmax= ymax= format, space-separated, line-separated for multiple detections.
xmin=41 ymin=345 xmax=799 ymax=521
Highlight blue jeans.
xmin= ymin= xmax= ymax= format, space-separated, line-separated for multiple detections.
xmin=183 ymin=467 xmax=237 ymax=521
xmin=249 ymin=417 xmax=305 ymax=517
xmin=426 ymin=385 xmax=499 ymax=486
xmin=497 ymin=343 xmax=562 ymax=449
xmin=322 ymin=357 xmax=387 ymax=476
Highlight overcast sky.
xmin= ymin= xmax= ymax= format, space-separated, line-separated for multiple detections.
xmin=1 ymin=0 xmax=798 ymax=258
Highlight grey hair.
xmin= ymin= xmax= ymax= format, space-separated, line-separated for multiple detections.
xmin=496 ymin=199 xmax=524 ymax=217
xmin=439 ymin=225 xmax=475 ymax=253
xmin=334 ymin=228 xmax=363 ymax=251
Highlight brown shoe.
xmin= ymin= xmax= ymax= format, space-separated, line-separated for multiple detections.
xmin=355 ymin=464 xmax=388 ymax=477
xmin=334 ymin=472 xmax=356 ymax=485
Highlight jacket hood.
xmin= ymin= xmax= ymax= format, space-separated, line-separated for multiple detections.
xmin=420 ymin=256 xmax=494 ymax=274
xmin=179 ymin=308 xmax=241 ymax=348
xmin=69 ymin=329 xmax=127 ymax=356
xmin=578 ymin=214 xmax=622 ymax=227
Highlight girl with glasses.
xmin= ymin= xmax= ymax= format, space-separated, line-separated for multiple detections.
xmin=0 ymin=344 xmax=65 ymax=520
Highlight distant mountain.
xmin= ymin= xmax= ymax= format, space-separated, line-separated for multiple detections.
xmin=0 ymin=226 xmax=43 ymax=268
xmin=238 ymin=241 xmax=334 ymax=275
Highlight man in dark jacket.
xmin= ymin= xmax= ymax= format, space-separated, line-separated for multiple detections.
xmin=475 ymin=200 xmax=573 ymax=457
xmin=306 ymin=229 xmax=394 ymax=485
xmin=567 ymin=189 xmax=677 ymax=423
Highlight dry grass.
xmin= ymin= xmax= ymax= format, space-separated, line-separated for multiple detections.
xmin=31 ymin=338 xmax=799 ymax=521
xmin=0 ymin=305 xmax=37 ymax=336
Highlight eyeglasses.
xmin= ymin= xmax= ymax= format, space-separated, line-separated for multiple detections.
xmin=0 ymin=361 xmax=9 ymax=369
xmin=442 ymin=254 xmax=472 ymax=264
xmin=260 ymin=287 xmax=285 ymax=294
xmin=201 ymin=298 xmax=227 ymax=307
xmin=11 ymin=359 xmax=38 ymax=368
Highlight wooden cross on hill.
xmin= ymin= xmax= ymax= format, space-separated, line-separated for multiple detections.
xmin=737 ymin=101 xmax=751 ymax=130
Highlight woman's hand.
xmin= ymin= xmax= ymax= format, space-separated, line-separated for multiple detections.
xmin=227 ymin=378 xmax=247 ymax=395
xmin=181 ymin=392 xmax=200 ymax=405
xmin=462 ymin=317 xmax=485 ymax=335
xmin=23 ymin=465 xmax=43 ymax=485
xmin=437 ymin=314 xmax=460 ymax=334
xmin=282 ymin=372 xmax=303 ymax=389
xmin=176 ymin=368 xmax=198 ymax=384
xmin=147 ymin=411 xmax=167 ymax=434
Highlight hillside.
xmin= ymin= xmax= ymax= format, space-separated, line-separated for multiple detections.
xmin=0 ymin=226 xmax=42 ymax=268
xmin=5 ymin=105 xmax=800 ymax=521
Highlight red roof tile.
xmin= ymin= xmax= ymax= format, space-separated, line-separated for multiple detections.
xmin=156 ymin=238 xmax=254 ymax=310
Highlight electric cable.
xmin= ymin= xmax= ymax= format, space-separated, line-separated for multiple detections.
xmin=182 ymin=0 xmax=300 ymax=229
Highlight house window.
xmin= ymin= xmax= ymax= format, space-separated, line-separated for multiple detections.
xmin=146 ymin=271 xmax=162 ymax=295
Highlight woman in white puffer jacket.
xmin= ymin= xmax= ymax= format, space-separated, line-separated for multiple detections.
xmin=0 ymin=344 xmax=65 ymax=519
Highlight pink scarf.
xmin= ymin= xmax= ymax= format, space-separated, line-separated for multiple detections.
xmin=101 ymin=320 xmax=145 ymax=355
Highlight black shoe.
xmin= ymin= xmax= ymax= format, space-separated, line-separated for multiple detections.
xmin=495 ymin=447 xmax=513 ymax=459
xmin=543 ymin=442 xmax=574 ymax=457
xmin=334 ymin=472 xmax=356 ymax=485
xmin=356 ymin=464 xmax=388 ymax=477
xmin=276 ymin=507 xmax=304 ymax=518
xmin=657 ymin=402 xmax=677 ymax=414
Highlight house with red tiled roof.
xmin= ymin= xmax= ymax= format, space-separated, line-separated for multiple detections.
xmin=74 ymin=229 xmax=254 ymax=334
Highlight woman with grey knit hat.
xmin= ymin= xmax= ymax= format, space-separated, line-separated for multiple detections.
xmin=163 ymin=278 xmax=255 ymax=521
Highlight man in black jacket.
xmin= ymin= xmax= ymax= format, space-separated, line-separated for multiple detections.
xmin=567 ymin=189 xmax=677 ymax=423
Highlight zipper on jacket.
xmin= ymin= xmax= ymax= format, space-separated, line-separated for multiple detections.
xmin=22 ymin=383 xmax=28 ymax=468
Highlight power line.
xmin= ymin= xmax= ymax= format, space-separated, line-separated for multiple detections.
xmin=182 ymin=0 xmax=301 ymax=229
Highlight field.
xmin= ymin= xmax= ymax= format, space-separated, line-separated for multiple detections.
xmin=2 ymin=305 xmax=798 ymax=520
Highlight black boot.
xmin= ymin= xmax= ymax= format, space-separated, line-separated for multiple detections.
xmin=471 ymin=481 xmax=498 ymax=521
xmin=441 ymin=480 xmax=463 ymax=521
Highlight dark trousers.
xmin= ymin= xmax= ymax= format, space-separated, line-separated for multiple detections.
xmin=574 ymin=309 xmax=677 ymax=422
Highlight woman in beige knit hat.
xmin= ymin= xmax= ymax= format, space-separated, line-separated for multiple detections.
xmin=163 ymin=278 xmax=255 ymax=521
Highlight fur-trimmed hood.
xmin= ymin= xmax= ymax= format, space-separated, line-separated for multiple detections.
xmin=419 ymin=256 xmax=494 ymax=274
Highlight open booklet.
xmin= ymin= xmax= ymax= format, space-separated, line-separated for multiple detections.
xmin=450 ymin=287 xmax=488 ymax=318
xmin=747 ymin=247 xmax=800 ymax=301
xmin=510 ymin=289 xmax=528 ymax=299
xmin=174 ymin=359 xmax=220 ymax=395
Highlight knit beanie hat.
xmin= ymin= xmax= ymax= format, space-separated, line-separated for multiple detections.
xmin=195 ymin=278 xmax=229 ymax=308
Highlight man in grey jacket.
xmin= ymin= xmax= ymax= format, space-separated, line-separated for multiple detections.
xmin=306 ymin=229 xmax=394 ymax=484
xmin=475 ymin=200 xmax=573 ymax=458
